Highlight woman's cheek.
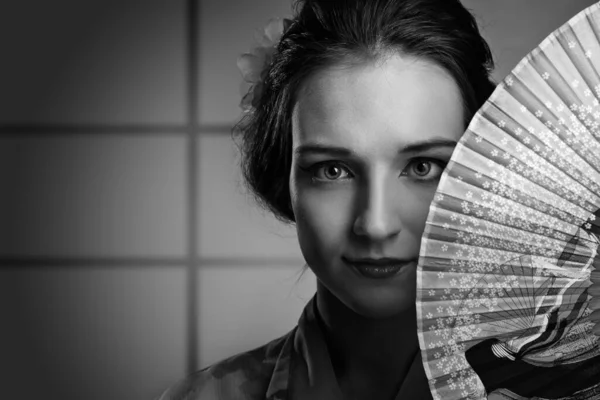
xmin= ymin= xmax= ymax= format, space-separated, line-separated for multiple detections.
xmin=403 ymin=185 xmax=437 ymax=242
xmin=294 ymin=187 xmax=354 ymax=263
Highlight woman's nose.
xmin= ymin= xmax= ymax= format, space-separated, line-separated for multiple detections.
xmin=352 ymin=177 xmax=402 ymax=241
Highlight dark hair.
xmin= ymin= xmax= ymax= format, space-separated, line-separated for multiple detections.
xmin=235 ymin=0 xmax=496 ymax=223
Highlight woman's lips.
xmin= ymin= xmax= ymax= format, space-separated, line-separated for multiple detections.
xmin=342 ymin=257 xmax=416 ymax=279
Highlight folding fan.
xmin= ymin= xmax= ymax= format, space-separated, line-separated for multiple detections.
xmin=417 ymin=3 xmax=600 ymax=399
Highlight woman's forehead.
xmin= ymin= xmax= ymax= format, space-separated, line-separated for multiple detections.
xmin=291 ymin=54 xmax=465 ymax=151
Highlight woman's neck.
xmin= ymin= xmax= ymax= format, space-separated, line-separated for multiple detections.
xmin=315 ymin=282 xmax=419 ymax=399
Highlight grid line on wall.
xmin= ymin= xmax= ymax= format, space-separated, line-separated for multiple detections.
xmin=186 ymin=0 xmax=200 ymax=375
xmin=0 ymin=257 xmax=188 ymax=268
xmin=0 ymin=124 xmax=233 ymax=135
xmin=0 ymin=256 xmax=304 ymax=269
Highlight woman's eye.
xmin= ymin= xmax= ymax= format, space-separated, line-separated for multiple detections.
xmin=412 ymin=161 xmax=431 ymax=176
xmin=402 ymin=159 xmax=446 ymax=181
xmin=312 ymin=163 xmax=351 ymax=181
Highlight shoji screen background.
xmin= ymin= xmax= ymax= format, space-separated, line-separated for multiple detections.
xmin=1 ymin=1 xmax=596 ymax=399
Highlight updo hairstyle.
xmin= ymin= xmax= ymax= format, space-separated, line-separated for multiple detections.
xmin=235 ymin=0 xmax=496 ymax=223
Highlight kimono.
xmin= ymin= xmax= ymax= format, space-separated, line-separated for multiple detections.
xmin=156 ymin=293 xmax=599 ymax=400
xmin=156 ymin=296 xmax=434 ymax=400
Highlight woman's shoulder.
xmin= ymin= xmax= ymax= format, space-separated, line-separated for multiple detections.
xmin=156 ymin=330 xmax=294 ymax=400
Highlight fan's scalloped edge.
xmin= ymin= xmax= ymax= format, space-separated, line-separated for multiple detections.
xmin=418 ymin=0 xmax=600 ymax=275
xmin=487 ymin=1 xmax=600 ymax=108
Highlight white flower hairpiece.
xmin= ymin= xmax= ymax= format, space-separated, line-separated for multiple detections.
xmin=237 ymin=17 xmax=293 ymax=112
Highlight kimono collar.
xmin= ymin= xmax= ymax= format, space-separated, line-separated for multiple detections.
xmin=265 ymin=296 xmax=433 ymax=400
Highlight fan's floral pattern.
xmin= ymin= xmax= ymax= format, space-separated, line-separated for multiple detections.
xmin=237 ymin=17 xmax=293 ymax=112
xmin=418 ymin=3 xmax=600 ymax=400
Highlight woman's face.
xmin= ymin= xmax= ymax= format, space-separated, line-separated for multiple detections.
xmin=289 ymin=54 xmax=465 ymax=319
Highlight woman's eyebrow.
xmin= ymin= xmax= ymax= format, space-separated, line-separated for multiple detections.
xmin=294 ymin=144 xmax=354 ymax=157
xmin=293 ymin=139 xmax=457 ymax=157
xmin=399 ymin=138 xmax=458 ymax=154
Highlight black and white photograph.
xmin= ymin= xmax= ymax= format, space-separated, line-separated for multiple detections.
xmin=2 ymin=1 xmax=600 ymax=399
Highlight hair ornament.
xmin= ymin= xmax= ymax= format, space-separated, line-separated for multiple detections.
xmin=237 ymin=17 xmax=293 ymax=112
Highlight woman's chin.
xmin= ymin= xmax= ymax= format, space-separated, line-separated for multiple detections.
xmin=343 ymin=288 xmax=416 ymax=320
xmin=313 ymin=259 xmax=418 ymax=319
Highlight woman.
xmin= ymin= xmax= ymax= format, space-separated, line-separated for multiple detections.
xmin=159 ymin=0 xmax=496 ymax=398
